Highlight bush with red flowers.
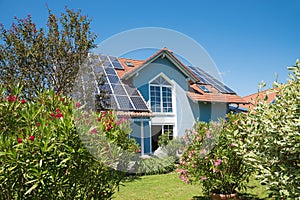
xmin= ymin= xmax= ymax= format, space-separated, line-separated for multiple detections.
xmin=0 ymin=85 xmax=138 ymax=199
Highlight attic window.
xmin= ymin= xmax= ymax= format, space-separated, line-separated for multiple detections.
xmin=199 ymin=85 xmax=211 ymax=93
xmin=125 ymin=61 xmax=134 ymax=67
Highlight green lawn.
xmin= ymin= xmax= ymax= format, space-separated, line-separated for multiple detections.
xmin=113 ymin=173 xmax=270 ymax=200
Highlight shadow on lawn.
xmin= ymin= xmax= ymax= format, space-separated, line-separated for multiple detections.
xmin=192 ymin=193 xmax=268 ymax=200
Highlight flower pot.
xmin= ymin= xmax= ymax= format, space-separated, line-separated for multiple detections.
xmin=210 ymin=192 xmax=238 ymax=200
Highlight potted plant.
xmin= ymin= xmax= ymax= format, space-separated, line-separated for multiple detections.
xmin=177 ymin=117 xmax=253 ymax=199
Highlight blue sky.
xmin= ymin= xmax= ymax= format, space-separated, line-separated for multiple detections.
xmin=1 ymin=0 xmax=299 ymax=96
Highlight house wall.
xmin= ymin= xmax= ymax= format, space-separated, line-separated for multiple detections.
xmin=198 ymin=102 xmax=228 ymax=122
xmin=132 ymin=57 xmax=199 ymax=138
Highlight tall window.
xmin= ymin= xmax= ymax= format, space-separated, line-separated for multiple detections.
xmin=150 ymin=76 xmax=173 ymax=113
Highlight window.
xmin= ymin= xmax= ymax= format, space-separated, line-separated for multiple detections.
xmin=150 ymin=76 xmax=173 ymax=113
xmin=163 ymin=125 xmax=174 ymax=140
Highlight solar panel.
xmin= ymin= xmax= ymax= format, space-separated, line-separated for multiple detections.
xmin=104 ymin=67 xmax=117 ymax=75
xmin=108 ymin=56 xmax=124 ymax=70
xmin=131 ymin=96 xmax=149 ymax=110
xmin=108 ymin=94 xmax=118 ymax=109
xmin=111 ymin=84 xmax=127 ymax=95
xmin=85 ymin=54 xmax=150 ymax=112
xmin=124 ymin=85 xmax=140 ymax=96
xmin=99 ymin=83 xmax=112 ymax=94
xmin=107 ymin=75 xmax=120 ymax=84
xmin=187 ymin=66 xmax=236 ymax=94
xmin=115 ymin=95 xmax=134 ymax=110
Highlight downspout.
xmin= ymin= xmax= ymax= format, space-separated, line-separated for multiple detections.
xmin=140 ymin=121 xmax=144 ymax=156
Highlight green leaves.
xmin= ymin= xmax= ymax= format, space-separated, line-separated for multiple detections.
xmin=0 ymin=7 xmax=97 ymax=98
xmin=231 ymin=61 xmax=300 ymax=199
xmin=0 ymin=87 xmax=131 ymax=199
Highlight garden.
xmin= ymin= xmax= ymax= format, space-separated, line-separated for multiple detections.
xmin=0 ymin=7 xmax=299 ymax=200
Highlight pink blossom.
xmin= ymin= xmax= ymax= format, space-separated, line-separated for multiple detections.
xmin=206 ymin=132 xmax=212 ymax=139
xmin=201 ymin=176 xmax=207 ymax=180
xmin=75 ymin=102 xmax=81 ymax=108
xmin=21 ymin=99 xmax=26 ymax=104
xmin=183 ymin=133 xmax=188 ymax=140
xmin=213 ymin=159 xmax=222 ymax=166
xmin=17 ymin=138 xmax=22 ymax=143
xmin=192 ymin=131 xmax=198 ymax=135
xmin=91 ymin=128 xmax=97 ymax=134
xmin=196 ymin=136 xmax=201 ymax=141
xmin=213 ymin=168 xmax=217 ymax=173
xmin=230 ymin=143 xmax=235 ymax=147
xmin=201 ymin=149 xmax=206 ymax=155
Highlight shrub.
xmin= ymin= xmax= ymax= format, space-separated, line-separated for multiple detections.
xmin=0 ymin=85 xmax=137 ymax=199
xmin=177 ymin=119 xmax=254 ymax=196
xmin=233 ymin=61 xmax=300 ymax=199
xmin=137 ymin=156 xmax=176 ymax=175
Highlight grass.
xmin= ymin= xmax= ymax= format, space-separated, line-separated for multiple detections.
xmin=113 ymin=172 xmax=270 ymax=200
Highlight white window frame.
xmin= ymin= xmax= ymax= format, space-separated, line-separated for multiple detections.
xmin=149 ymin=73 xmax=174 ymax=114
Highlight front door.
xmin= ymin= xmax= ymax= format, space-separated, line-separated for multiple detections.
xmin=151 ymin=125 xmax=174 ymax=152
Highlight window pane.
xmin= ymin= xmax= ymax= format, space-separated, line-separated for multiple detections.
xmin=150 ymin=86 xmax=161 ymax=112
xmin=162 ymin=87 xmax=172 ymax=113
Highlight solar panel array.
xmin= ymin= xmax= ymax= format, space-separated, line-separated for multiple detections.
xmin=95 ymin=56 xmax=149 ymax=111
xmin=187 ymin=66 xmax=236 ymax=94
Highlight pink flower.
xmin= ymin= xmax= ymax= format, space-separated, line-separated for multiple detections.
xmin=192 ymin=131 xmax=198 ymax=135
xmin=201 ymin=149 xmax=206 ymax=155
xmin=206 ymin=132 xmax=212 ymax=139
xmin=91 ymin=128 xmax=97 ymax=134
xmin=75 ymin=102 xmax=81 ymax=108
xmin=17 ymin=138 xmax=22 ymax=143
xmin=214 ymin=159 xmax=222 ymax=166
xmin=230 ymin=143 xmax=235 ymax=147
xmin=183 ymin=133 xmax=188 ymax=140
xmin=60 ymin=97 xmax=65 ymax=101
xmin=196 ymin=136 xmax=201 ymax=141
xmin=36 ymin=122 xmax=41 ymax=127
xmin=21 ymin=99 xmax=26 ymax=104
xmin=29 ymin=135 xmax=35 ymax=141
xmin=201 ymin=176 xmax=207 ymax=181
xmin=213 ymin=168 xmax=217 ymax=173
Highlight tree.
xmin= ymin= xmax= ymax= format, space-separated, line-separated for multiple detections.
xmin=0 ymin=7 xmax=97 ymax=98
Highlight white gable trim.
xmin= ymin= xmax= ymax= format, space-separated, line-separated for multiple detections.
xmin=123 ymin=50 xmax=198 ymax=82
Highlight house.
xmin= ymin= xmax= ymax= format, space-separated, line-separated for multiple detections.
xmin=91 ymin=48 xmax=248 ymax=154
xmin=240 ymin=89 xmax=277 ymax=110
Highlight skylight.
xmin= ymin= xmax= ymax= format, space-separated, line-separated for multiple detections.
xmin=199 ymin=85 xmax=211 ymax=93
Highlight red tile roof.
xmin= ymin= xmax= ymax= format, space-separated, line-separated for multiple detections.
xmin=240 ymin=89 xmax=277 ymax=110
xmin=188 ymin=84 xmax=248 ymax=104
xmin=117 ymin=58 xmax=145 ymax=78
xmin=116 ymin=48 xmax=247 ymax=104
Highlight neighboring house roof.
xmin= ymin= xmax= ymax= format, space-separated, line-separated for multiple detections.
xmin=240 ymin=89 xmax=277 ymax=110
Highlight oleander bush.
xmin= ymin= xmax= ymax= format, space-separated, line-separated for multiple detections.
xmin=177 ymin=119 xmax=253 ymax=196
xmin=0 ymin=85 xmax=138 ymax=199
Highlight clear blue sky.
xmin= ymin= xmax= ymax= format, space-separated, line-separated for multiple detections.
xmin=1 ymin=0 xmax=299 ymax=96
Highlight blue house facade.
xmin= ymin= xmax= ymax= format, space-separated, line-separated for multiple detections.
xmin=95 ymin=48 xmax=247 ymax=154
